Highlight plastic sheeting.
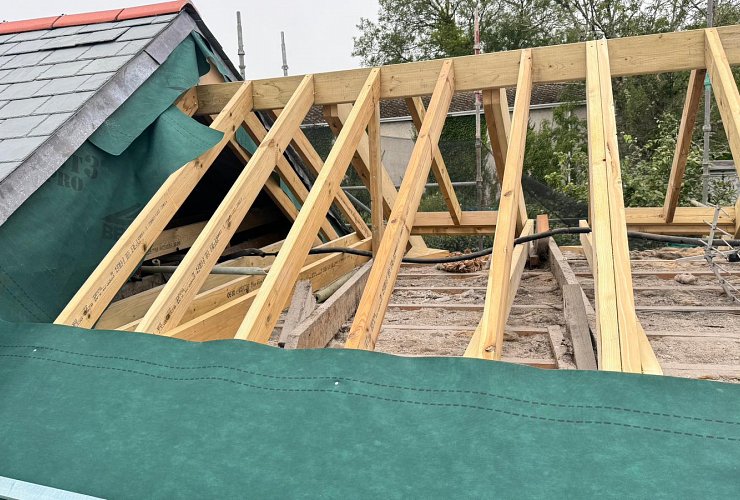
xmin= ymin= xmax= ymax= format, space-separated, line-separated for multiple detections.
xmin=0 ymin=321 xmax=738 ymax=497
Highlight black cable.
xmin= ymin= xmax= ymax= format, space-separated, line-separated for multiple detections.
xmin=192 ymin=227 xmax=740 ymax=268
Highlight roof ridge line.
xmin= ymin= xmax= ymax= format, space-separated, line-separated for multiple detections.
xmin=0 ymin=1 xmax=192 ymax=36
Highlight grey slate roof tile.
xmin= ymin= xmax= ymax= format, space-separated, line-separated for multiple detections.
xmin=116 ymin=38 xmax=150 ymax=55
xmin=41 ymin=27 xmax=128 ymax=50
xmin=0 ymin=55 xmax=14 ymax=69
xmin=79 ymin=41 xmax=126 ymax=59
xmin=77 ymin=22 xmax=119 ymax=34
xmin=33 ymin=91 xmax=93 ymax=114
xmin=0 ymin=84 xmax=7 ymax=95
xmin=0 ymin=96 xmax=50 ymax=118
xmin=0 ymin=65 xmax=47 ymax=84
xmin=3 ymin=39 xmax=49 ymax=55
xmin=0 ymin=135 xmax=48 ymax=162
xmin=0 ymin=114 xmax=48 ymax=139
xmin=0 ymin=42 xmax=19 ymax=56
xmin=0 ymin=80 xmax=48 ymax=100
xmin=3 ymin=51 xmax=51 ymax=69
xmin=38 ymin=60 xmax=91 ymax=79
xmin=0 ymin=33 xmax=18 ymax=43
xmin=76 ymin=72 xmax=114 ymax=91
xmin=117 ymin=24 xmax=166 ymax=42
xmin=152 ymin=13 xmax=178 ymax=23
xmin=9 ymin=30 xmax=51 ymax=42
xmin=31 ymin=112 xmax=73 ymax=136
xmin=41 ymin=45 xmax=90 ymax=64
xmin=36 ymin=75 xmax=92 ymax=95
xmin=78 ymin=55 xmax=128 ymax=75
xmin=39 ymin=26 xmax=84 ymax=39
xmin=113 ymin=16 xmax=159 ymax=28
xmin=0 ymin=161 xmax=21 ymax=183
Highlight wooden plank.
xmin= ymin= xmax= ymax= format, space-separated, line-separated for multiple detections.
xmin=145 ymin=209 xmax=277 ymax=260
xmin=284 ymin=261 xmax=372 ymax=349
xmin=237 ymin=69 xmax=381 ymax=344
xmin=547 ymin=325 xmax=576 ymax=369
xmin=55 ymin=82 xmax=255 ymax=329
xmin=323 ymin=103 xmax=429 ymax=252
xmin=406 ymin=97 xmax=462 ymax=224
xmin=136 ymin=75 xmax=315 ymax=335
xmin=547 ymin=237 xmax=600 ymax=361
xmin=482 ymin=87 xmax=528 ymax=226
xmin=535 ymin=214 xmax=550 ymax=260
xmin=562 ymin=284 xmax=598 ymax=370
xmin=345 ymin=60 xmax=456 ymax=351
xmin=166 ymin=238 xmax=372 ymax=341
xmin=464 ymin=220 xmax=535 ymax=358
xmin=406 ymin=207 xmax=736 ymax=235
xmin=467 ymin=49 xmax=533 ymax=360
xmin=195 ymin=26 xmax=740 ymax=112
xmin=663 ymin=363 xmax=740 ymax=379
xmin=598 ymin=38 xmax=643 ymax=373
xmin=387 ymin=303 xmax=557 ymax=312
xmin=175 ymin=86 xmax=199 ymax=116
xmin=577 ymin=223 xmax=662 ymax=375
xmin=369 ymin=95 xmax=384 ymax=253
xmin=277 ymin=281 xmax=316 ymax=347
xmin=116 ymin=234 xmax=362 ymax=332
xmin=586 ymin=40 xmax=640 ymax=372
xmin=706 ymin=28 xmax=740 ymax=178
xmin=411 ymin=210 xmax=497 ymax=234
xmin=383 ymin=325 xmax=549 ymax=334
xmin=663 ymin=69 xmax=705 ymax=222
xmin=269 ymin=109 xmax=371 ymax=239
xmin=579 ymin=220 xmax=595 ymax=272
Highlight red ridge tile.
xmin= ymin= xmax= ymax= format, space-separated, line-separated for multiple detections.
xmin=117 ymin=1 xmax=192 ymax=21
xmin=52 ymin=9 xmax=125 ymax=28
xmin=0 ymin=16 xmax=61 ymax=35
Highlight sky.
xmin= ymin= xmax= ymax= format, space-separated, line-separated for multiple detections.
xmin=2 ymin=0 xmax=380 ymax=79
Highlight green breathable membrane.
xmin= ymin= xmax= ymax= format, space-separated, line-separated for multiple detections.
xmin=0 ymin=33 xmax=260 ymax=323
xmin=0 ymin=321 xmax=738 ymax=498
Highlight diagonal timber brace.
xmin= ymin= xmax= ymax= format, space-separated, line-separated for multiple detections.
xmin=466 ymin=49 xmax=533 ymax=360
xmin=236 ymin=69 xmax=382 ymax=343
xmin=405 ymin=97 xmax=463 ymax=224
xmin=345 ymin=60 xmax=456 ymax=350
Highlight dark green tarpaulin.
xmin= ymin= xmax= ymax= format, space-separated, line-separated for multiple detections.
xmin=0 ymin=35 xmax=227 ymax=323
xmin=0 ymin=322 xmax=738 ymax=498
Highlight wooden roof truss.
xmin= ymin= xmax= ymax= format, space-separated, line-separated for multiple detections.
xmin=55 ymin=26 xmax=740 ymax=374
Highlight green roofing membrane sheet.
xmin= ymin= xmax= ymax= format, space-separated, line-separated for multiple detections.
xmin=0 ymin=321 xmax=739 ymax=498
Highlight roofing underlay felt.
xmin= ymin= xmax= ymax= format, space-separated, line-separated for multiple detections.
xmin=0 ymin=13 xmax=178 ymax=181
